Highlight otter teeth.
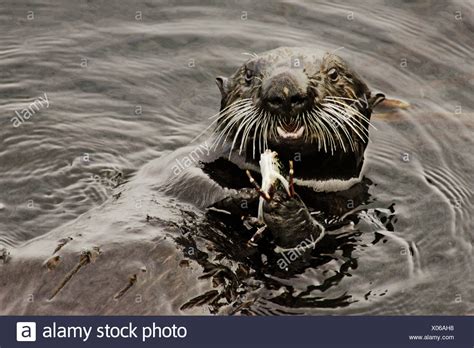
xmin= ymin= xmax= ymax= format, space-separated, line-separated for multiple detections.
xmin=277 ymin=125 xmax=305 ymax=140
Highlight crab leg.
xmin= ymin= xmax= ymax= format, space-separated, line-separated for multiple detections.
xmin=247 ymin=225 xmax=267 ymax=247
xmin=246 ymin=170 xmax=271 ymax=202
xmin=288 ymin=160 xmax=295 ymax=197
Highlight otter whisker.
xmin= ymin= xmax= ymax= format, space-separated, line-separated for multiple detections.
xmin=242 ymin=52 xmax=259 ymax=59
xmin=322 ymin=101 xmax=369 ymax=135
xmin=262 ymin=111 xmax=270 ymax=152
xmin=232 ymin=105 xmax=258 ymax=139
xmin=220 ymin=108 xmax=255 ymax=149
xmin=239 ymin=108 xmax=261 ymax=155
xmin=239 ymin=116 xmax=255 ymax=153
xmin=257 ymin=111 xmax=267 ymax=154
xmin=323 ymin=103 xmax=369 ymax=145
xmin=245 ymin=117 xmax=260 ymax=155
xmin=212 ymin=109 xmax=247 ymax=149
xmin=301 ymin=112 xmax=312 ymax=145
xmin=306 ymin=110 xmax=326 ymax=152
xmin=264 ymin=111 xmax=273 ymax=151
xmin=310 ymin=109 xmax=331 ymax=153
xmin=212 ymin=102 xmax=255 ymax=151
xmin=323 ymin=102 xmax=371 ymax=142
xmin=303 ymin=111 xmax=323 ymax=149
xmin=217 ymin=102 xmax=254 ymax=127
xmin=252 ymin=113 xmax=262 ymax=159
xmin=322 ymin=97 xmax=373 ymax=131
xmin=314 ymin=107 xmax=337 ymax=154
xmin=325 ymin=95 xmax=362 ymax=103
xmin=269 ymin=114 xmax=279 ymax=142
xmin=331 ymin=46 xmax=345 ymax=54
xmin=319 ymin=107 xmax=356 ymax=152
xmin=318 ymin=110 xmax=348 ymax=152
xmin=210 ymin=98 xmax=252 ymax=120
xmin=210 ymin=100 xmax=254 ymax=143
xmin=324 ymin=96 xmax=376 ymax=129
xmin=255 ymin=110 xmax=269 ymax=155
xmin=210 ymin=101 xmax=252 ymax=141
xmin=330 ymin=110 xmax=358 ymax=152
xmin=230 ymin=110 xmax=258 ymax=156
xmin=258 ymin=112 xmax=266 ymax=155
xmin=332 ymin=99 xmax=373 ymax=127
xmin=192 ymin=98 xmax=251 ymax=143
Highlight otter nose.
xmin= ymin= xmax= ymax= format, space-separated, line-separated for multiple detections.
xmin=267 ymin=93 xmax=306 ymax=109
xmin=262 ymin=73 xmax=308 ymax=113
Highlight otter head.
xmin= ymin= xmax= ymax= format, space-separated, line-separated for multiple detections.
xmin=214 ymin=47 xmax=384 ymax=182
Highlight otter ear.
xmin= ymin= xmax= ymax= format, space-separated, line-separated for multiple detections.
xmin=368 ymin=92 xmax=385 ymax=109
xmin=370 ymin=92 xmax=411 ymax=111
xmin=215 ymin=76 xmax=229 ymax=98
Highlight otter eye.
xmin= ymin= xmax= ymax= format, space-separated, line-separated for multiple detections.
xmin=244 ymin=69 xmax=253 ymax=84
xmin=328 ymin=68 xmax=339 ymax=81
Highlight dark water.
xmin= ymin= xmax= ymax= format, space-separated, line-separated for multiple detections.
xmin=0 ymin=0 xmax=473 ymax=315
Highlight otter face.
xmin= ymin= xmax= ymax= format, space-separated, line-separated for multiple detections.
xmin=214 ymin=47 xmax=384 ymax=162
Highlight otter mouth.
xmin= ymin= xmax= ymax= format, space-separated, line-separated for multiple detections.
xmin=213 ymin=96 xmax=373 ymax=158
xmin=276 ymin=125 xmax=305 ymax=141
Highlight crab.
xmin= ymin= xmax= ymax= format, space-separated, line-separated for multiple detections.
xmin=212 ymin=150 xmax=325 ymax=250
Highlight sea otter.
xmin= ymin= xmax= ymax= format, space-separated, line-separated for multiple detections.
xmin=163 ymin=47 xmax=384 ymax=224
xmin=0 ymin=47 xmax=388 ymax=315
